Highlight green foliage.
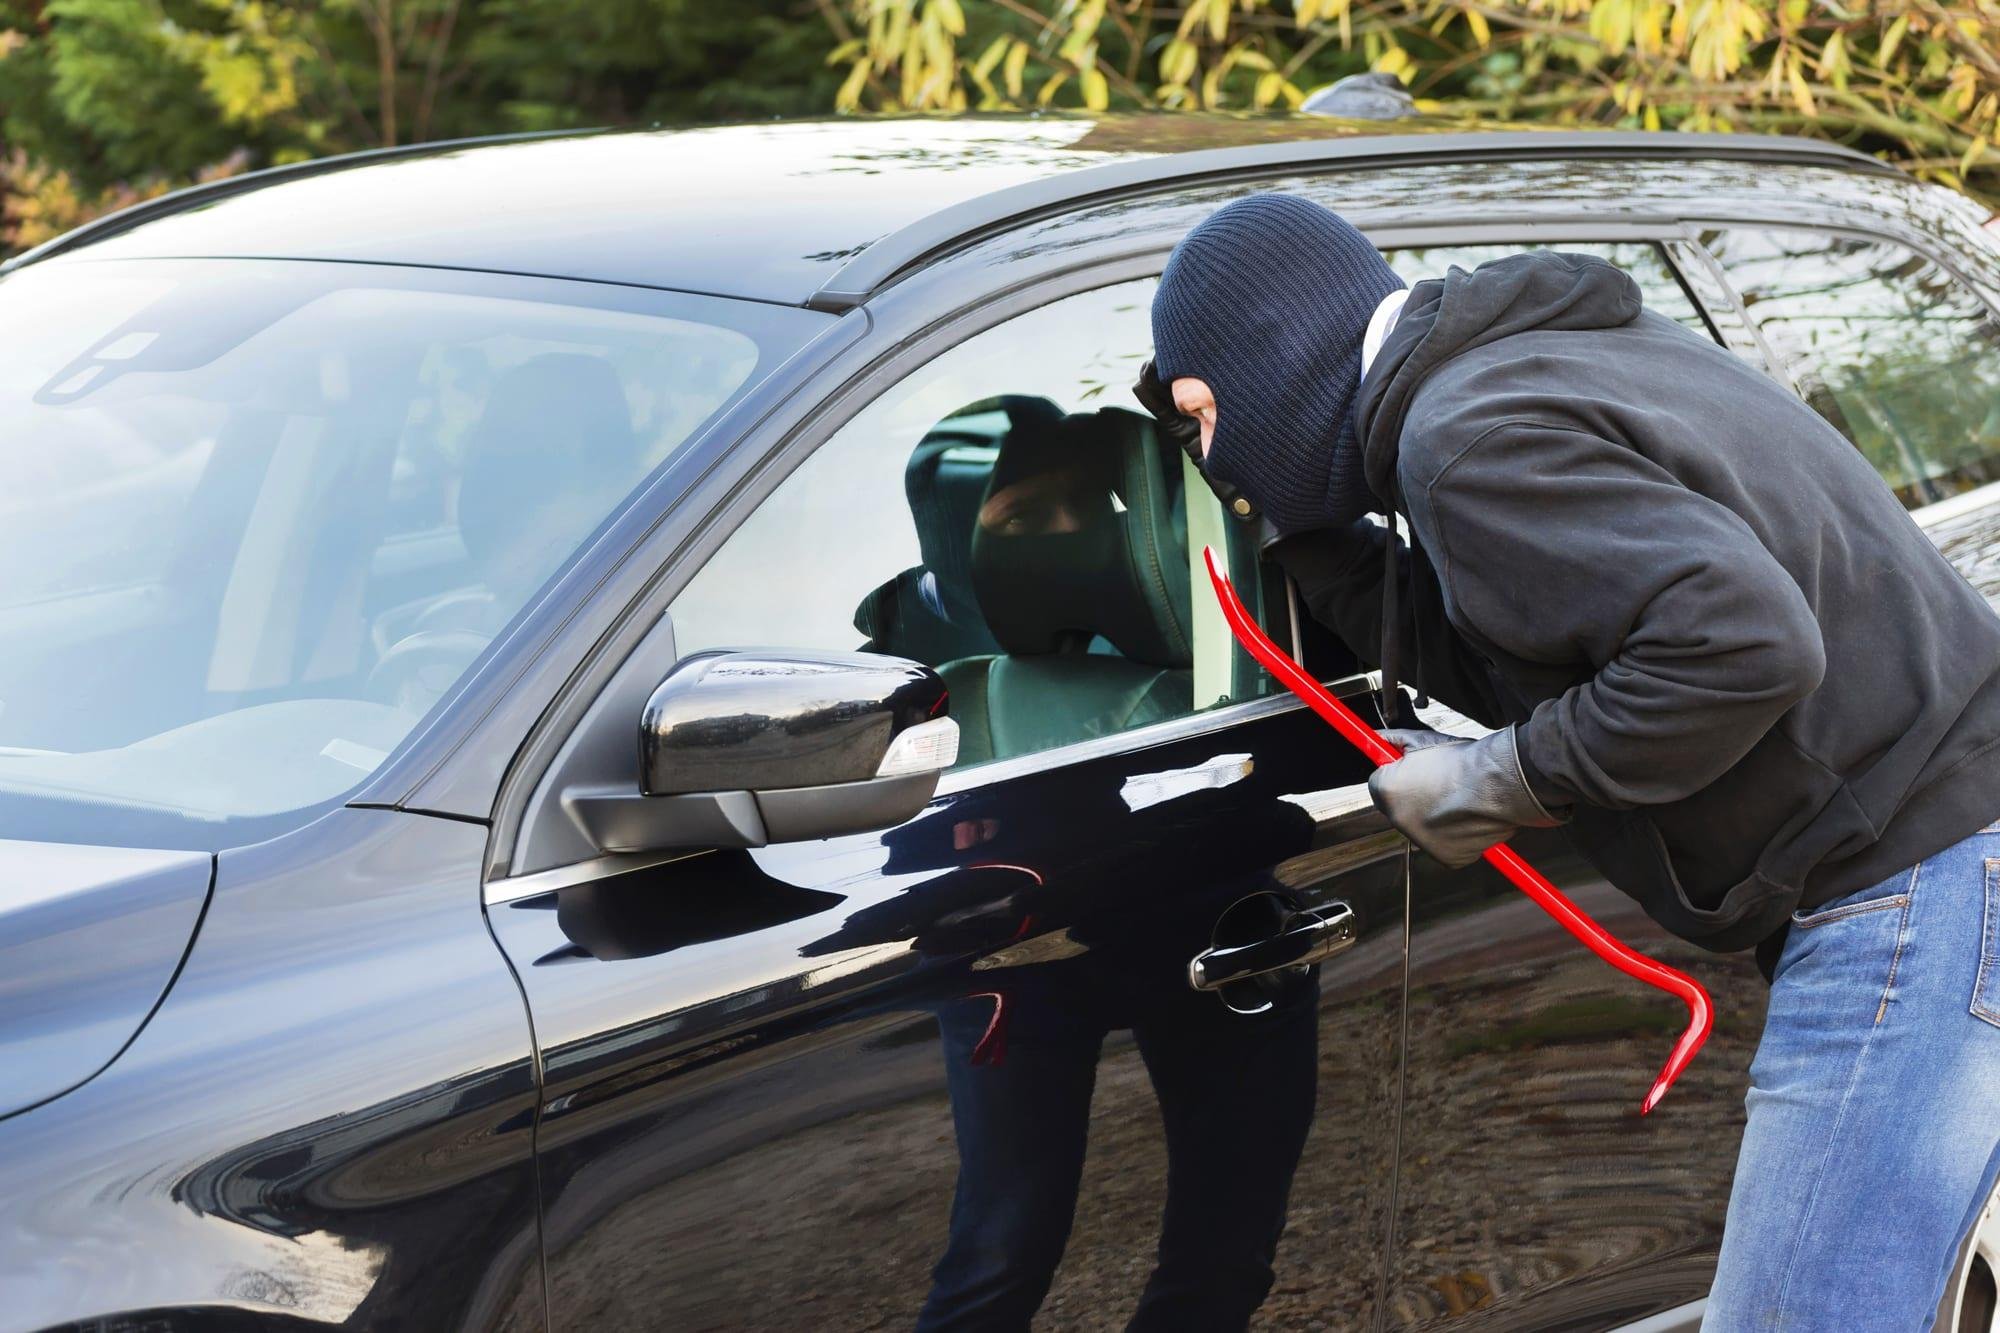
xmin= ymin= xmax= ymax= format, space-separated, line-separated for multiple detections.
xmin=1 ymin=0 xmax=839 ymax=253
xmin=4 ymin=0 xmax=1996 ymax=257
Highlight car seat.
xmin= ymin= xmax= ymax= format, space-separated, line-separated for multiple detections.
xmin=940 ymin=404 xmax=1193 ymax=766
xmin=853 ymin=398 xmax=1066 ymax=666
xmin=368 ymin=352 xmax=641 ymax=711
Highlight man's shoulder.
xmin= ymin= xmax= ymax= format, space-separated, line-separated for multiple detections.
xmin=1394 ymin=356 xmax=1571 ymax=492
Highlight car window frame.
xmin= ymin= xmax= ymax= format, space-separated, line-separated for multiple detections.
xmin=487 ymin=251 xmax=1327 ymax=886
xmin=484 ymin=217 xmax=1767 ymax=889
xmin=1683 ymin=215 xmax=2000 ymax=524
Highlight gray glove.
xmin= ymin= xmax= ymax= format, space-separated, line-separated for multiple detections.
xmin=1368 ymin=725 xmax=1566 ymax=869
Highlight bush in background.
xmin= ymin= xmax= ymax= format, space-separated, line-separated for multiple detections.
xmin=3 ymin=0 xmax=1996 ymax=255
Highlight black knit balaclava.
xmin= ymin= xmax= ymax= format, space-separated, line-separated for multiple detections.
xmin=1149 ymin=193 xmax=1405 ymax=533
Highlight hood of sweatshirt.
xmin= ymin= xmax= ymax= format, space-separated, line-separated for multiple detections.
xmin=1351 ymin=250 xmax=1643 ymax=508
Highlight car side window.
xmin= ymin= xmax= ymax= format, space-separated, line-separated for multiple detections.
xmin=1700 ymin=226 xmax=2000 ymax=509
xmin=1387 ymin=240 xmax=1714 ymax=339
xmin=669 ymin=278 xmax=1277 ymax=774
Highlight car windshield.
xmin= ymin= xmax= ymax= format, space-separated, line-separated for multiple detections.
xmin=0 ymin=257 xmax=823 ymax=849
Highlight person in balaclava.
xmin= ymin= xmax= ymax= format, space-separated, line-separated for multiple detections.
xmin=1135 ymin=191 xmax=2000 ymax=1331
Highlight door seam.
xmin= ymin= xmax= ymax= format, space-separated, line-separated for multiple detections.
xmin=1374 ymin=845 xmax=1413 ymax=1332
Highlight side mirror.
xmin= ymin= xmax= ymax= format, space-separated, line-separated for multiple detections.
xmin=567 ymin=649 xmax=957 ymax=853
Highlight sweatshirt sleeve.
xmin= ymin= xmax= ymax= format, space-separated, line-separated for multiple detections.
xmin=1417 ymin=421 xmax=1826 ymax=809
xmin=1276 ymin=518 xmax=1511 ymax=729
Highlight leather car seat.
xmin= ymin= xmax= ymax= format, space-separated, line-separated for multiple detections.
xmin=852 ymin=398 xmax=1065 ymax=667
xmin=940 ymin=404 xmax=1193 ymax=766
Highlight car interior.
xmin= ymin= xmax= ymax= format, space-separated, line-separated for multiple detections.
xmin=856 ymin=397 xmax=1196 ymax=766
xmin=0 ymin=263 xmax=742 ymax=840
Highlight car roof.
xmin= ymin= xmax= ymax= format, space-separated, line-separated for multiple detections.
xmin=9 ymin=113 xmax=1897 ymax=308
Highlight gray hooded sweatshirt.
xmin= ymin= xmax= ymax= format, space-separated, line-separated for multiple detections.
xmin=1301 ymin=250 xmax=2000 ymax=964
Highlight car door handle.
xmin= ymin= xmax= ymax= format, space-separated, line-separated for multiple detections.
xmin=1188 ymin=900 xmax=1358 ymax=992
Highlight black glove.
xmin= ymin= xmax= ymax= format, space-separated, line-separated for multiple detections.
xmin=1132 ymin=357 xmax=1261 ymax=523
xmin=1264 ymin=518 xmax=1381 ymax=583
xmin=1368 ymin=725 xmax=1566 ymax=869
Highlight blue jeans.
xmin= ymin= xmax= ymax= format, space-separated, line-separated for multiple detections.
xmin=1706 ymin=819 xmax=2000 ymax=1331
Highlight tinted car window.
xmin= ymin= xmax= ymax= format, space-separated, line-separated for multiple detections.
xmin=1389 ymin=240 xmax=1711 ymax=336
xmin=671 ymin=277 xmax=1276 ymax=773
xmin=1701 ymin=226 xmax=2000 ymax=508
xmin=0 ymin=257 xmax=821 ymax=848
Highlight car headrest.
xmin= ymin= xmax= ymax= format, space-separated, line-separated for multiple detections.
xmin=968 ymin=403 xmax=1192 ymax=668
xmin=457 ymin=353 xmax=640 ymax=570
xmin=903 ymin=395 xmax=1064 ymax=606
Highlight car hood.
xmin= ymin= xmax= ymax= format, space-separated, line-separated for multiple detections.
xmin=0 ymin=839 xmax=212 ymax=1119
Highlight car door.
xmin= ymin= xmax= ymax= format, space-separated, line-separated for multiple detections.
xmin=1362 ymin=236 xmax=1782 ymax=1329
xmin=482 ymin=271 xmax=1415 ymax=1329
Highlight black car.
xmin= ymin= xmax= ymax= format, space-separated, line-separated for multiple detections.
xmin=2 ymin=114 xmax=1997 ymax=1333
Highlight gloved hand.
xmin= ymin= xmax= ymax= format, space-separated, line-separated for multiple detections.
xmin=1368 ymin=725 xmax=1567 ymax=869
xmin=1132 ymin=357 xmax=1262 ymax=523
xmin=1264 ymin=518 xmax=1381 ymax=581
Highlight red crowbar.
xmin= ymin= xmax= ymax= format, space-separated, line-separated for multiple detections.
xmin=1203 ymin=546 xmax=1713 ymax=1115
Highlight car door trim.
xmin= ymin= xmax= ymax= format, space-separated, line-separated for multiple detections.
xmin=484 ymin=677 xmax=1383 ymax=902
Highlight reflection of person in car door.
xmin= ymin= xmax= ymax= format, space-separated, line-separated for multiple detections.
xmin=882 ymin=770 xmax=1320 ymax=1333
xmin=1140 ymin=192 xmax=2000 ymax=1330
xmin=842 ymin=399 xmax=1324 ymax=1330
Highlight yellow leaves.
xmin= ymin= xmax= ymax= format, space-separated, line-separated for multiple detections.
xmin=1633 ymin=0 xmax=1668 ymax=55
xmin=1684 ymin=0 xmax=1766 ymax=79
xmin=815 ymin=0 xmax=1997 ymax=207
xmin=1202 ymin=61 xmax=1225 ymax=104
xmin=1878 ymin=11 xmax=1910 ymax=65
xmin=1004 ymin=37 xmax=1030 ymax=99
xmin=852 ymin=0 xmax=969 ymax=110
xmin=1176 ymin=0 xmax=1231 ymax=40
xmin=1375 ymin=43 xmax=1414 ymax=82
xmin=1785 ymin=48 xmax=1818 ymax=115
xmin=1962 ymin=132 xmax=1991 ymax=176
xmin=1816 ymin=27 xmax=1850 ymax=90
xmin=1946 ymin=59 xmax=1980 ymax=113
xmin=0 ymin=28 xmax=24 ymax=60
xmin=1591 ymin=0 xmax=1635 ymax=55
xmin=835 ymin=57 xmax=873 ymax=112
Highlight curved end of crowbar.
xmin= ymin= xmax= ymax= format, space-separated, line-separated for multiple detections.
xmin=1641 ymin=980 xmax=1715 ymax=1115
xmin=1203 ymin=544 xmax=1717 ymax=1116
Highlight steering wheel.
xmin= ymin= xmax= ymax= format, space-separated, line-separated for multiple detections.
xmin=366 ymin=629 xmax=492 ymax=714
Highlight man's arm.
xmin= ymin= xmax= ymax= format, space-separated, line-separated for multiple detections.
xmin=1415 ymin=421 xmax=1826 ymax=810
xmin=1271 ymin=519 xmax=1512 ymax=728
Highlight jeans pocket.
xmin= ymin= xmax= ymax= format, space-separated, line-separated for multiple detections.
xmin=1791 ymin=874 xmax=1914 ymax=929
xmin=1777 ymin=869 xmax=1917 ymax=1014
xmin=1974 ymin=859 xmax=2000 ymax=1029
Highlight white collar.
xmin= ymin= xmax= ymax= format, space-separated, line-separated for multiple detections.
xmin=1360 ymin=287 xmax=1411 ymax=381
